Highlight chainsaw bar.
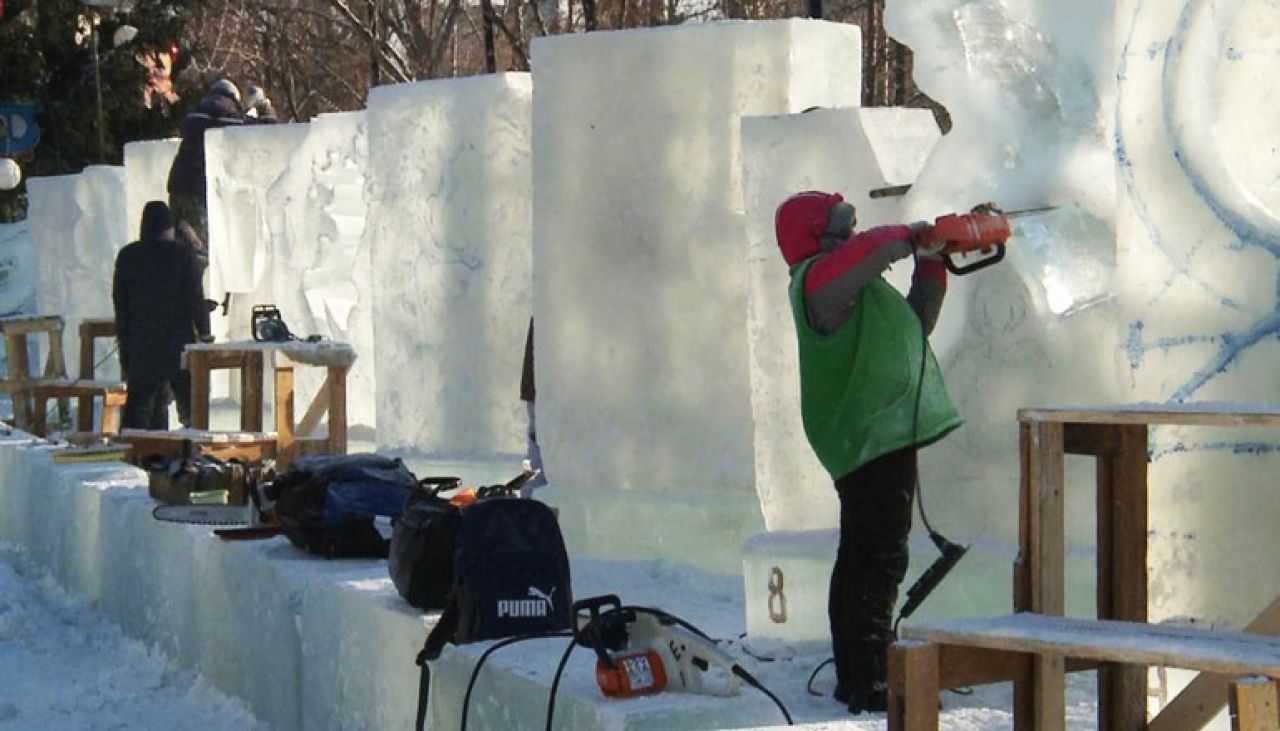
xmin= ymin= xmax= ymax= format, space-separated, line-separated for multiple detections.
xmin=152 ymin=504 xmax=254 ymax=526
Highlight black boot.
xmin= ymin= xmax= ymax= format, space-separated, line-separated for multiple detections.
xmin=845 ymin=640 xmax=888 ymax=715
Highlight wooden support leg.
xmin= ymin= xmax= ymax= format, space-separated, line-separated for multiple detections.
xmin=78 ymin=326 xmax=95 ymax=431
xmin=7 ymin=333 xmax=31 ymax=429
xmin=1015 ymin=419 xmax=1066 ymax=731
xmin=889 ymin=640 xmax=940 ymax=731
xmin=275 ymin=363 xmax=295 ymax=469
xmin=188 ymin=351 xmax=210 ymax=429
xmin=31 ymin=390 xmax=48 ymax=437
xmin=1097 ymin=424 xmax=1150 ymax=731
xmin=242 ymin=352 xmax=264 ymax=432
xmin=1230 ymin=677 xmax=1279 ymax=731
xmin=327 ymin=365 xmax=347 ymax=455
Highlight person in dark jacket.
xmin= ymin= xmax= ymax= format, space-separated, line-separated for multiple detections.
xmin=113 ymin=201 xmax=212 ymax=430
xmin=166 ymin=78 xmax=245 ymax=246
xmin=775 ymin=191 xmax=962 ymax=714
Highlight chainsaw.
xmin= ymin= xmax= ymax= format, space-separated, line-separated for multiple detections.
xmin=867 ymin=184 xmax=1055 ymax=275
xmin=574 ymin=595 xmax=744 ymax=699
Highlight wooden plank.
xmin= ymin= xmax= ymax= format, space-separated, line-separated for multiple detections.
xmin=275 ymin=363 xmax=295 ymax=467
xmin=938 ymin=645 xmax=1030 ymax=688
xmin=296 ymin=375 xmax=330 ymax=437
xmin=327 ymin=365 xmax=347 ymax=454
xmin=905 ymin=614 xmax=1280 ymax=678
xmin=1105 ymin=425 xmax=1150 ymax=731
xmin=79 ymin=322 xmax=95 ymax=379
xmin=1064 ymin=422 xmax=1121 ymax=455
xmin=44 ymin=325 xmax=66 ymax=378
xmin=188 ymin=351 xmax=210 ymax=429
xmin=1028 ymin=420 xmax=1066 ymax=615
xmin=889 ymin=640 xmax=940 ymax=731
xmin=0 ymin=315 xmax=64 ymax=336
xmin=1020 ymin=406 xmax=1280 ymax=428
xmin=1230 ymin=677 xmax=1279 ymax=731
xmin=6 ymin=332 xmax=32 ymax=428
xmin=1150 ymin=596 xmax=1280 ymax=731
xmin=242 ymin=352 xmax=264 ymax=432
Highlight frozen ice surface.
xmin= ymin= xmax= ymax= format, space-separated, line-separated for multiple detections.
xmin=205 ymin=123 xmax=308 ymax=299
xmin=123 ymin=138 xmax=180 ymax=241
xmin=886 ymin=0 xmax=1118 ymax=317
xmin=532 ymin=20 xmax=861 ymax=500
xmin=740 ymin=107 xmax=939 ymax=531
xmin=365 ymin=74 xmax=533 ymax=457
xmin=26 ymin=166 xmax=129 ymax=378
xmin=267 ymin=111 xmax=376 ymax=428
xmin=1114 ymin=0 xmax=1280 ymax=630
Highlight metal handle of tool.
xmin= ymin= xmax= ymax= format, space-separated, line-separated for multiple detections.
xmin=943 ymin=244 xmax=1006 ymax=275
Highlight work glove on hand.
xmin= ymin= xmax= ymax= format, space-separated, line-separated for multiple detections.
xmin=910 ymin=220 xmax=945 ymax=259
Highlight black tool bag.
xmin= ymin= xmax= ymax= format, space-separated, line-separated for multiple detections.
xmin=143 ymin=443 xmax=270 ymax=506
xmin=265 ymin=453 xmax=418 ymax=559
xmin=414 ymin=481 xmax=571 ymax=731
xmin=388 ymin=477 xmax=463 ymax=610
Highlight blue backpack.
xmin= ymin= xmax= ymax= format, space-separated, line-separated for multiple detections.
xmin=266 ymin=453 xmax=418 ymax=558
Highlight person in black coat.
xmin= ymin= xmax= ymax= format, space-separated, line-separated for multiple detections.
xmin=113 ymin=201 xmax=212 ymax=430
xmin=166 ymin=78 xmax=245 ymax=246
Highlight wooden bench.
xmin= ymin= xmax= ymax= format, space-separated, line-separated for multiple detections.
xmin=115 ymin=429 xmax=284 ymax=466
xmin=889 ymin=613 xmax=1280 ymax=731
xmin=31 ymin=379 xmax=127 ymax=435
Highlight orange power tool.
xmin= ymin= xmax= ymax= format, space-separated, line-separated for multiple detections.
xmin=919 ymin=205 xmax=1055 ymax=275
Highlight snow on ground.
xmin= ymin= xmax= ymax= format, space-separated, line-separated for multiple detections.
xmin=0 ymin=544 xmax=265 ymax=731
xmin=0 ymin=504 xmax=1100 ymax=731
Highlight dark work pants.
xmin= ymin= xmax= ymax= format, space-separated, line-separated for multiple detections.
xmin=123 ymin=372 xmax=193 ymax=430
xmin=829 ymin=446 xmax=916 ymax=693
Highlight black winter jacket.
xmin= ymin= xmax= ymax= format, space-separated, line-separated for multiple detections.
xmin=166 ymin=90 xmax=245 ymax=198
xmin=113 ymin=206 xmax=211 ymax=382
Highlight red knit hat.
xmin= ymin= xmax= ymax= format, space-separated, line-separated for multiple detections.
xmin=775 ymin=191 xmax=843 ymax=266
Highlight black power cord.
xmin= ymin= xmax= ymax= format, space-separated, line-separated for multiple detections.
xmin=547 ymin=601 xmax=793 ymax=730
xmin=895 ymin=246 xmax=969 ymax=636
xmin=459 ymin=631 xmax=573 ymax=731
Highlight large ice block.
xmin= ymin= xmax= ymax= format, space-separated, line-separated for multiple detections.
xmin=265 ymin=112 xmax=375 ymax=429
xmin=365 ymin=74 xmax=533 ymax=457
xmin=531 ymin=20 xmax=861 ymax=498
xmin=205 ymin=123 xmax=308 ymax=299
xmin=740 ymin=107 xmax=939 ymax=531
xmin=1115 ymin=0 xmax=1280 ymax=630
xmin=26 ymin=167 xmax=129 ymax=378
xmin=123 ymin=138 xmax=180 ymax=240
xmin=886 ymin=0 xmax=1119 ymax=317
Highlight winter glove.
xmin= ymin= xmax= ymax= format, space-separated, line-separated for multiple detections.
xmin=910 ymin=220 xmax=945 ymax=260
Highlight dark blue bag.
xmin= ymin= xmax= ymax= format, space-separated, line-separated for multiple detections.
xmin=267 ymin=453 xmax=418 ymax=558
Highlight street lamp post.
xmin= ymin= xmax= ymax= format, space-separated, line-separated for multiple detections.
xmin=82 ymin=0 xmax=120 ymax=163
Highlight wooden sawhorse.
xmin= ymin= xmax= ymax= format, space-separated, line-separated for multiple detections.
xmin=0 ymin=315 xmax=69 ymax=431
xmin=183 ymin=340 xmax=355 ymax=470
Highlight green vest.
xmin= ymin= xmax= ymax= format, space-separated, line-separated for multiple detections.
xmin=788 ymin=259 xmax=962 ymax=480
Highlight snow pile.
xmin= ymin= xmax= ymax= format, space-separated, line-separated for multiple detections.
xmin=0 ymin=546 xmax=266 ymax=731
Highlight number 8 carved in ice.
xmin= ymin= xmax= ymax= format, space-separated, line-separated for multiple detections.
xmin=767 ymin=566 xmax=787 ymax=623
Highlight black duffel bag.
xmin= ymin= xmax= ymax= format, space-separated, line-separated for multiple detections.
xmin=388 ymin=477 xmax=463 ymax=610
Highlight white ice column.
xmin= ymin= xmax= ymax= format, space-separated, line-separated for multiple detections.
xmin=266 ymin=112 xmax=375 ymax=430
xmin=27 ymin=167 xmax=129 ymax=378
xmin=1115 ymin=0 xmax=1280 ymax=628
xmin=123 ymin=138 xmax=180 ymax=240
xmin=365 ymin=74 xmax=533 ymax=457
xmin=740 ymin=107 xmax=939 ymax=531
xmin=531 ymin=20 xmax=861 ymax=497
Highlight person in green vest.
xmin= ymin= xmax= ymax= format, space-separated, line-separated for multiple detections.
xmin=775 ymin=191 xmax=962 ymax=714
